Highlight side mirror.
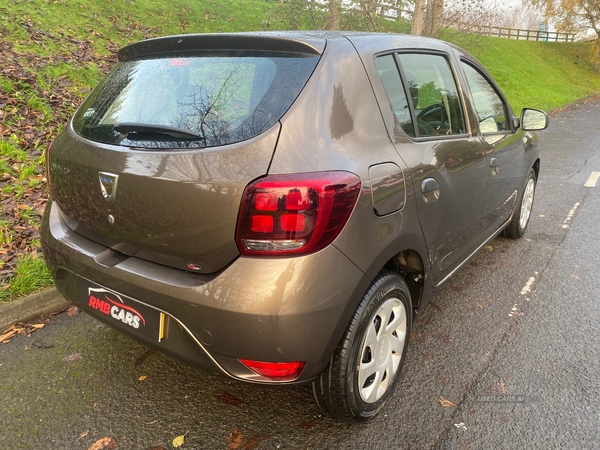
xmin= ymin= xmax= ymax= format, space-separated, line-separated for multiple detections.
xmin=521 ymin=108 xmax=549 ymax=131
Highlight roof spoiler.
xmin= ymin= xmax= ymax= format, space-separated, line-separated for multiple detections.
xmin=118 ymin=33 xmax=325 ymax=61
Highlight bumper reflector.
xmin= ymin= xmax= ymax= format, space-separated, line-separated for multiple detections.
xmin=239 ymin=359 xmax=305 ymax=381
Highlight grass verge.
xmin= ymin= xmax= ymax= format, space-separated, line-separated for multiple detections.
xmin=0 ymin=254 xmax=53 ymax=304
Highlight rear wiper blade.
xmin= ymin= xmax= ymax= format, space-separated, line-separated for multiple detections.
xmin=114 ymin=122 xmax=202 ymax=139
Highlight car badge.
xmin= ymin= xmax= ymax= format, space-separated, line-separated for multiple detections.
xmin=99 ymin=172 xmax=119 ymax=202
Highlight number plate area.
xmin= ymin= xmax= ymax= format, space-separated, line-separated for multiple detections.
xmin=80 ymin=282 xmax=163 ymax=342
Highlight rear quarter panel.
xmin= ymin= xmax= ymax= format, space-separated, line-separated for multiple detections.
xmin=269 ymin=35 xmax=432 ymax=304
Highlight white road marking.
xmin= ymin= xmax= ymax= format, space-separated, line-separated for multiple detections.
xmin=520 ymin=277 xmax=536 ymax=295
xmin=562 ymin=202 xmax=580 ymax=229
xmin=512 ymin=272 xmax=539 ymax=317
xmin=584 ymin=171 xmax=600 ymax=187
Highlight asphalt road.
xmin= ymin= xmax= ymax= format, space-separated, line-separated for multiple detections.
xmin=2 ymin=97 xmax=599 ymax=450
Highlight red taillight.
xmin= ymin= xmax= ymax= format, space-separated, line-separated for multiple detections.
xmin=236 ymin=171 xmax=362 ymax=256
xmin=239 ymin=359 xmax=305 ymax=381
xmin=45 ymin=142 xmax=52 ymax=194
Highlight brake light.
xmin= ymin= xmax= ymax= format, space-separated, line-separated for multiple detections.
xmin=236 ymin=171 xmax=361 ymax=256
xmin=239 ymin=359 xmax=305 ymax=381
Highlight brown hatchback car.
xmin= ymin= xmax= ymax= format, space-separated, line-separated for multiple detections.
xmin=42 ymin=31 xmax=548 ymax=422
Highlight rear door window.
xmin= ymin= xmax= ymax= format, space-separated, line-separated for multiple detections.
xmin=376 ymin=52 xmax=467 ymax=138
xmin=73 ymin=51 xmax=319 ymax=149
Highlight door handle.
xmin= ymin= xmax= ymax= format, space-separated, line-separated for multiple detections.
xmin=421 ymin=178 xmax=440 ymax=203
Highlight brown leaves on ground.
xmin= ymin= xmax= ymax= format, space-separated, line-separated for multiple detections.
xmin=134 ymin=348 xmax=155 ymax=367
xmin=0 ymin=321 xmax=45 ymax=343
xmin=228 ymin=429 xmax=245 ymax=449
xmin=62 ymin=352 xmax=82 ymax=362
xmin=438 ymin=396 xmax=456 ymax=407
xmin=214 ymin=393 xmax=245 ymax=406
xmin=88 ymin=436 xmax=118 ymax=450
xmin=67 ymin=305 xmax=80 ymax=316
xmin=227 ymin=429 xmax=269 ymax=450
xmin=0 ymin=22 xmax=117 ymax=283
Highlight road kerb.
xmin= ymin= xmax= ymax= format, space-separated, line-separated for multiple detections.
xmin=0 ymin=288 xmax=69 ymax=332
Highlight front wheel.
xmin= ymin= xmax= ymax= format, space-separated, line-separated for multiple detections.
xmin=502 ymin=169 xmax=536 ymax=239
xmin=312 ymin=271 xmax=412 ymax=422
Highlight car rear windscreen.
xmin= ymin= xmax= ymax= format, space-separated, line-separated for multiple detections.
xmin=72 ymin=50 xmax=320 ymax=149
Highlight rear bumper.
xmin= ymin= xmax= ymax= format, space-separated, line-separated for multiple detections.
xmin=41 ymin=200 xmax=370 ymax=384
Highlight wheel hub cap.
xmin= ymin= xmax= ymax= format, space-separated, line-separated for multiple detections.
xmin=519 ymin=178 xmax=535 ymax=230
xmin=358 ymin=297 xmax=407 ymax=404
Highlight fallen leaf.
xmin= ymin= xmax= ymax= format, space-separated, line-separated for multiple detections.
xmin=241 ymin=434 xmax=269 ymax=450
xmin=88 ymin=436 xmax=118 ymax=450
xmin=139 ymin=375 xmax=147 ymax=381
xmin=172 ymin=432 xmax=188 ymax=448
xmin=135 ymin=348 xmax=155 ymax=367
xmin=147 ymin=447 xmax=166 ymax=450
xmin=63 ymin=353 xmax=82 ymax=362
xmin=78 ymin=430 xmax=89 ymax=440
xmin=228 ymin=429 xmax=244 ymax=449
xmin=0 ymin=322 xmax=45 ymax=342
xmin=485 ymin=245 xmax=494 ymax=251
xmin=438 ymin=396 xmax=456 ymax=407
xmin=0 ymin=329 xmax=18 ymax=343
xmin=67 ymin=305 xmax=80 ymax=316
xmin=215 ymin=393 xmax=245 ymax=405
xmin=298 ymin=419 xmax=316 ymax=430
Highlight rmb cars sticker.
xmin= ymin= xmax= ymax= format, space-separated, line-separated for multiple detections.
xmin=88 ymin=287 xmax=145 ymax=329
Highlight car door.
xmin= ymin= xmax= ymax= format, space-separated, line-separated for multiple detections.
xmin=375 ymin=52 xmax=489 ymax=285
xmin=459 ymin=59 xmax=527 ymax=233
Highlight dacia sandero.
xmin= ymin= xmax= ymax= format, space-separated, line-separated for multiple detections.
xmin=42 ymin=31 xmax=548 ymax=422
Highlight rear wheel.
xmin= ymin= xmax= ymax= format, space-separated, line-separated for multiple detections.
xmin=312 ymin=271 xmax=412 ymax=422
xmin=502 ymin=169 xmax=536 ymax=239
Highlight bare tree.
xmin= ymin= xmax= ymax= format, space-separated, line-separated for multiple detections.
xmin=328 ymin=0 xmax=342 ymax=29
xmin=412 ymin=0 xmax=427 ymax=34
xmin=423 ymin=0 xmax=445 ymax=37
xmin=438 ymin=0 xmax=496 ymax=35
xmin=495 ymin=5 xmax=545 ymax=30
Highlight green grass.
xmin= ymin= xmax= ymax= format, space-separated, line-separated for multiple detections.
xmin=1 ymin=0 xmax=274 ymax=56
xmin=0 ymin=254 xmax=53 ymax=304
xmin=0 ymin=138 xmax=28 ymax=163
xmin=449 ymin=35 xmax=600 ymax=113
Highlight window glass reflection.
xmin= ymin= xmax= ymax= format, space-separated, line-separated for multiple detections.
xmin=397 ymin=53 xmax=466 ymax=137
xmin=461 ymin=62 xmax=508 ymax=134
xmin=73 ymin=52 xmax=319 ymax=149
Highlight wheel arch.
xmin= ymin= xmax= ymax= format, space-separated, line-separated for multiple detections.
xmin=532 ymin=158 xmax=540 ymax=180
xmin=381 ymin=249 xmax=426 ymax=310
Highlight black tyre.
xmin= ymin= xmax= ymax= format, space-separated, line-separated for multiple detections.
xmin=312 ymin=271 xmax=412 ymax=422
xmin=502 ymin=169 xmax=536 ymax=239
